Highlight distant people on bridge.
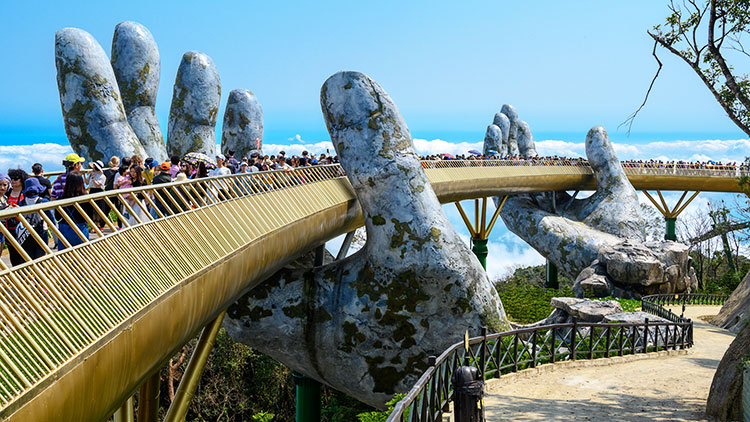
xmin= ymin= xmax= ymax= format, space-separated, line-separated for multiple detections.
xmin=56 ymin=173 xmax=90 ymax=250
xmin=31 ymin=163 xmax=52 ymax=200
xmin=16 ymin=178 xmax=52 ymax=261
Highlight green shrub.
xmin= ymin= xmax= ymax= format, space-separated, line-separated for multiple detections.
xmin=356 ymin=394 xmax=406 ymax=422
xmin=494 ymin=284 xmax=573 ymax=324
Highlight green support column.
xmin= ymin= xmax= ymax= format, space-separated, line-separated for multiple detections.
xmin=545 ymin=260 xmax=559 ymax=289
xmin=471 ymin=238 xmax=488 ymax=269
xmin=293 ymin=372 xmax=320 ymax=422
xmin=665 ymin=217 xmax=677 ymax=241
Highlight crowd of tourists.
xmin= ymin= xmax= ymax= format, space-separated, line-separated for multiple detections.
xmin=0 ymin=149 xmax=339 ymax=267
xmin=421 ymin=152 xmax=748 ymax=171
xmin=0 ymin=148 xmax=746 ymax=267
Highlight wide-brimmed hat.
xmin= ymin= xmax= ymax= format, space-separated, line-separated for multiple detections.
xmin=90 ymin=160 xmax=104 ymax=171
xmin=23 ymin=178 xmax=45 ymax=196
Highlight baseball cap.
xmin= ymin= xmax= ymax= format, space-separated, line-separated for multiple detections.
xmin=65 ymin=153 xmax=85 ymax=164
xmin=160 ymin=161 xmax=171 ymax=171
xmin=216 ymin=154 xmax=226 ymax=161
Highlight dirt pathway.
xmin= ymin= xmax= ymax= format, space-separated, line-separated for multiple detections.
xmin=483 ymin=306 xmax=735 ymax=421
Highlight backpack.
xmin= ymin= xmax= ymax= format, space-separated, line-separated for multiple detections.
xmin=16 ymin=198 xmax=49 ymax=246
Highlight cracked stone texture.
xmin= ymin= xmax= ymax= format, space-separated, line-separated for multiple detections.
xmin=495 ymin=119 xmax=695 ymax=298
xmin=500 ymin=104 xmax=519 ymax=156
xmin=111 ymin=21 xmax=167 ymax=161
xmin=490 ymin=113 xmax=509 ymax=155
xmin=167 ymin=51 xmax=221 ymax=157
xmin=55 ymin=28 xmax=145 ymax=162
xmin=224 ymin=71 xmax=509 ymax=408
xmin=517 ymin=120 xmax=537 ymax=158
xmin=221 ymin=89 xmax=263 ymax=158
xmin=483 ymin=125 xmax=502 ymax=156
xmin=706 ymin=319 xmax=748 ymax=421
xmin=711 ymin=270 xmax=750 ymax=333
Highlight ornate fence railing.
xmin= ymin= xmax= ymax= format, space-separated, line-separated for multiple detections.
xmin=387 ymin=307 xmax=693 ymax=422
xmin=642 ymin=293 xmax=730 ymax=307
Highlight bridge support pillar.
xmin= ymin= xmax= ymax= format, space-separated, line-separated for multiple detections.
xmin=471 ymin=238 xmax=488 ymax=269
xmin=665 ymin=217 xmax=677 ymax=241
xmin=642 ymin=190 xmax=700 ymax=242
xmin=137 ymin=371 xmax=160 ymax=422
xmin=164 ymin=311 xmax=226 ymax=422
xmin=293 ymin=372 xmax=321 ymax=422
xmin=113 ymin=397 xmax=134 ymax=422
xmin=545 ymin=260 xmax=559 ymax=289
xmin=455 ymin=196 xmax=508 ymax=271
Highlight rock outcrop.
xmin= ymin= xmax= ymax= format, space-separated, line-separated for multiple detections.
xmin=500 ymin=104 xmax=519 ymax=156
xmin=167 ymin=51 xmax=221 ymax=157
xmin=711 ymin=271 xmax=750 ymax=333
xmin=491 ymin=112 xmax=510 ymax=155
xmin=483 ymin=125 xmax=503 ymax=156
xmin=221 ymin=89 xmax=263 ymax=158
xmin=55 ymin=28 xmax=145 ymax=161
xmin=111 ymin=21 xmax=167 ymax=161
xmin=706 ymin=320 xmax=748 ymax=421
xmin=517 ymin=121 xmax=537 ymax=158
xmin=494 ymin=115 xmax=695 ymax=299
xmin=224 ymin=71 xmax=509 ymax=408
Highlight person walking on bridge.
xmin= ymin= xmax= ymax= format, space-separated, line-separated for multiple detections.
xmin=56 ymin=173 xmax=90 ymax=250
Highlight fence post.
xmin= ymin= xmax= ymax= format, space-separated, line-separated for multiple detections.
xmin=531 ymin=330 xmax=537 ymax=368
xmin=688 ymin=319 xmax=694 ymax=346
xmin=588 ymin=325 xmax=594 ymax=360
xmin=631 ymin=324 xmax=637 ymax=355
xmin=570 ymin=318 xmax=578 ymax=361
xmin=480 ymin=327 xmax=487 ymax=380
xmin=618 ymin=327 xmax=624 ymax=356
xmin=428 ymin=356 xmax=437 ymax=417
xmin=513 ymin=333 xmax=519 ymax=372
xmin=551 ymin=327 xmax=557 ymax=364
xmin=643 ymin=318 xmax=649 ymax=353
xmin=605 ymin=326 xmax=611 ymax=358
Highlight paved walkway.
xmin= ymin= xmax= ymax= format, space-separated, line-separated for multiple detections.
xmin=483 ymin=306 xmax=735 ymax=421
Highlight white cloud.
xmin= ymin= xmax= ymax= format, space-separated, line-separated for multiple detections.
xmin=0 ymin=143 xmax=73 ymax=173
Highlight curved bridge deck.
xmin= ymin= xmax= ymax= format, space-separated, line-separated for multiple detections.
xmin=0 ymin=160 xmax=743 ymax=420
xmin=482 ymin=306 xmax=733 ymax=421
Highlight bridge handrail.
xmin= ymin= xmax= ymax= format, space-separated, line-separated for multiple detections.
xmin=0 ymin=164 xmax=347 ymax=410
xmin=0 ymin=164 xmax=346 ymax=272
xmin=386 ymin=299 xmax=697 ymax=422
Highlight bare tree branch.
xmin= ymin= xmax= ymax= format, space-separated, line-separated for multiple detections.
xmin=708 ymin=0 xmax=750 ymax=114
xmin=689 ymin=220 xmax=750 ymax=244
xmin=619 ymin=40 xmax=664 ymax=135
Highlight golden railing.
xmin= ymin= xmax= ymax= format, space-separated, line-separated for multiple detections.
xmin=0 ymin=159 xmax=743 ymax=419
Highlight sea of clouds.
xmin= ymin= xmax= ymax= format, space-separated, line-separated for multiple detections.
xmin=5 ymin=135 xmax=747 ymax=279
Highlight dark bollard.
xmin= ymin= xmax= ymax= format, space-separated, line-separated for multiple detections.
xmin=451 ymin=362 xmax=484 ymax=422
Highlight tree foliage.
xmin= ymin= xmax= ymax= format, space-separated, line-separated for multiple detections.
xmin=625 ymin=0 xmax=750 ymax=135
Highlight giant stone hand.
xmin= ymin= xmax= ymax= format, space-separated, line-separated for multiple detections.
xmin=493 ymin=111 xmax=696 ymax=298
xmin=224 ymin=71 xmax=509 ymax=408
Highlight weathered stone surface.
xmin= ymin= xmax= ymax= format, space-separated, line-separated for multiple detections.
xmin=706 ymin=320 xmax=747 ymax=421
xmin=483 ymin=125 xmax=502 ymax=156
xmin=517 ymin=120 xmax=537 ymax=158
xmin=167 ymin=51 xmax=221 ymax=157
xmin=573 ymin=261 xmax=610 ymax=298
xmin=224 ymin=71 xmax=509 ymax=408
xmin=602 ymin=311 xmax=668 ymax=324
xmin=221 ymin=89 xmax=263 ymax=158
xmin=491 ymin=113 xmax=510 ymax=155
xmin=500 ymin=104 xmax=519 ymax=156
xmin=111 ymin=21 xmax=166 ymax=161
xmin=712 ymin=271 xmax=750 ymax=333
xmin=55 ymin=28 xmax=145 ymax=161
xmin=497 ymin=123 xmax=693 ymax=298
xmin=549 ymin=297 xmax=623 ymax=322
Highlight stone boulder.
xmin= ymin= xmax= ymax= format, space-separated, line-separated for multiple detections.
xmin=55 ymin=28 xmax=146 ymax=162
xmin=517 ymin=120 xmax=537 ymax=158
xmin=711 ymin=271 xmax=750 ymax=333
xmin=706 ymin=320 xmax=748 ymax=421
xmin=221 ymin=89 xmax=263 ymax=158
xmin=574 ymin=241 xmax=697 ymax=299
xmin=167 ymin=51 xmax=221 ymax=157
xmin=111 ymin=21 xmax=167 ymax=161
xmin=491 ymin=112 xmax=510 ymax=155
xmin=550 ymin=297 xmax=623 ymax=322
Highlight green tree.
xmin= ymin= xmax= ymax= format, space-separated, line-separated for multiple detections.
xmin=625 ymin=0 xmax=750 ymax=135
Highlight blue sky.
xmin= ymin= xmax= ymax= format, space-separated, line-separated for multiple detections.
xmin=1 ymin=0 xmax=748 ymax=144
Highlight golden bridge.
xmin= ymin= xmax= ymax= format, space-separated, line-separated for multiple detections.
xmin=0 ymin=160 xmax=743 ymax=421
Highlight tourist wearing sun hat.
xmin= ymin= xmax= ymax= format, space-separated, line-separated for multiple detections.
xmin=16 ymin=178 xmax=52 ymax=262
xmin=51 ymin=153 xmax=85 ymax=200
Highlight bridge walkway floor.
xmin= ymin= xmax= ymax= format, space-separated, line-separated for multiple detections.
xmin=480 ymin=306 xmax=733 ymax=421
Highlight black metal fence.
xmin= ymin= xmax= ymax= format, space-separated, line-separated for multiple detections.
xmin=385 ymin=295 xmax=727 ymax=422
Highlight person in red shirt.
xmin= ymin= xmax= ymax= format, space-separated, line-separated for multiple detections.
xmin=5 ymin=169 xmax=28 ymax=266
